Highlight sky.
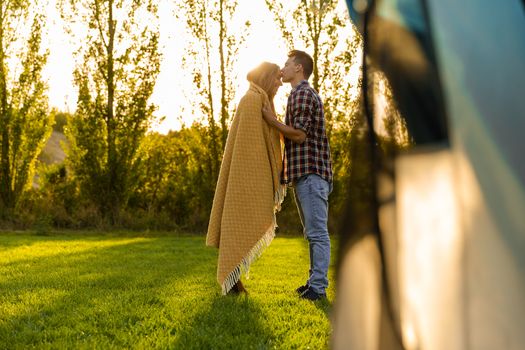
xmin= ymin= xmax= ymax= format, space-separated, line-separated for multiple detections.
xmin=43 ymin=0 xmax=352 ymax=134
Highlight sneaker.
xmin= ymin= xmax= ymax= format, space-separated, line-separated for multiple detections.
xmin=300 ymin=288 xmax=326 ymax=301
xmin=296 ymin=284 xmax=309 ymax=295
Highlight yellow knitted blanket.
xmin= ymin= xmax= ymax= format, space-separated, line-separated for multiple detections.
xmin=206 ymin=83 xmax=286 ymax=294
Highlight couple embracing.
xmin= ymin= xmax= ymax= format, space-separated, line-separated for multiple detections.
xmin=206 ymin=50 xmax=333 ymax=301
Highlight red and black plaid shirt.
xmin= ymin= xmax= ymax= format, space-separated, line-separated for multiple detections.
xmin=282 ymin=80 xmax=333 ymax=184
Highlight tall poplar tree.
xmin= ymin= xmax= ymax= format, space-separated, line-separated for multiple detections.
xmin=0 ymin=2 xmax=52 ymax=214
xmin=264 ymin=0 xmax=364 ymax=227
xmin=59 ymin=0 xmax=161 ymax=223
xmin=176 ymin=0 xmax=248 ymax=180
xmin=264 ymin=0 xmax=361 ymax=132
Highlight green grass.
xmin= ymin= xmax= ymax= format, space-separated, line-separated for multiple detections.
xmin=0 ymin=232 xmax=336 ymax=349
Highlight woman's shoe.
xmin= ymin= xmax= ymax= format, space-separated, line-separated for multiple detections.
xmin=227 ymin=280 xmax=248 ymax=295
xmin=235 ymin=280 xmax=248 ymax=294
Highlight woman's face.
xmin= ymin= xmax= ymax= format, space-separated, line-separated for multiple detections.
xmin=271 ymin=71 xmax=283 ymax=96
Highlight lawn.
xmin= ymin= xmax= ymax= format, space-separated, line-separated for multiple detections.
xmin=0 ymin=232 xmax=336 ymax=349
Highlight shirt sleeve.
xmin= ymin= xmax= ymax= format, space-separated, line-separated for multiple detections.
xmin=292 ymin=89 xmax=314 ymax=135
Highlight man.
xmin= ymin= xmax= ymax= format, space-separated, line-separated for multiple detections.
xmin=262 ymin=50 xmax=333 ymax=301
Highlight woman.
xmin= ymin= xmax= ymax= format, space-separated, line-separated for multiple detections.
xmin=206 ymin=62 xmax=286 ymax=295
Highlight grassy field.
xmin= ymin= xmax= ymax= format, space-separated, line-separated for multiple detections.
xmin=0 ymin=232 xmax=336 ymax=349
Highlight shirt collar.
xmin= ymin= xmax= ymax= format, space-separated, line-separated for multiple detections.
xmin=291 ymin=80 xmax=309 ymax=94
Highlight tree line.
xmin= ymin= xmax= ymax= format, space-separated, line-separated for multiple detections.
xmin=0 ymin=0 xmax=408 ymax=233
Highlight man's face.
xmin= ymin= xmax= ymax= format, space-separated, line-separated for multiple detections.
xmin=281 ymin=56 xmax=300 ymax=83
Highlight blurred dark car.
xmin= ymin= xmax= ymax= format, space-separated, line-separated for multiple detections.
xmin=333 ymin=1 xmax=525 ymax=349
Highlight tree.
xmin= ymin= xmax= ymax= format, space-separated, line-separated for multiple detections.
xmin=176 ymin=0 xmax=249 ymax=181
xmin=264 ymin=0 xmax=360 ymax=132
xmin=264 ymin=0 xmax=362 ymax=229
xmin=0 ymin=2 xmax=52 ymax=214
xmin=131 ymin=124 xmax=218 ymax=229
xmin=59 ymin=0 xmax=161 ymax=223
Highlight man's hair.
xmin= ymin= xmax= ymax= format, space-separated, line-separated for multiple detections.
xmin=288 ymin=50 xmax=314 ymax=79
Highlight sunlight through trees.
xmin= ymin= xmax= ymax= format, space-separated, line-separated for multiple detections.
xmin=0 ymin=0 xmax=409 ymax=232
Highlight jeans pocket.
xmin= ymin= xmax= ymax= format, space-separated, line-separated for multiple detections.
xmin=297 ymin=174 xmax=310 ymax=185
xmin=309 ymin=174 xmax=329 ymax=200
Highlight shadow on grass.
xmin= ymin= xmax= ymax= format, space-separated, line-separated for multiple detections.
xmin=0 ymin=234 xmax=334 ymax=348
xmin=268 ymin=235 xmax=335 ymax=319
xmin=0 ymin=235 xmax=217 ymax=348
xmin=314 ymin=297 xmax=333 ymax=320
xmin=173 ymin=294 xmax=273 ymax=350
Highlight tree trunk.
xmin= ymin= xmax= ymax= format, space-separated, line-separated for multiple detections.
xmin=0 ymin=18 xmax=13 ymax=212
xmin=219 ymin=0 xmax=228 ymax=150
xmin=203 ymin=3 xmax=220 ymax=180
xmin=107 ymin=0 xmax=119 ymax=223
xmin=312 ymin=2 xmax=321 ymax=92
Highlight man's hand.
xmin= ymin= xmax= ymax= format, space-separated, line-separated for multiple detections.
xmin=262 ymin=102 xmax=306 ymax=144
xmin=262 ymin=103 xmax=276 ymax=123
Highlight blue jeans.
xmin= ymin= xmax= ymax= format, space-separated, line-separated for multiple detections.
xmin=293 ymin=174 xmax=332 ymax=295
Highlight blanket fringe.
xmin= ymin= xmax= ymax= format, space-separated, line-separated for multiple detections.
xmin=221 ymin=185 xmax=287 ymax=295
xmin=274 ymin=184 xmax=287 ymax=212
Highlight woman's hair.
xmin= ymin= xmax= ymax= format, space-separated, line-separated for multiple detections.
xmin=246 ymin=62 xmax=280 ymax=101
